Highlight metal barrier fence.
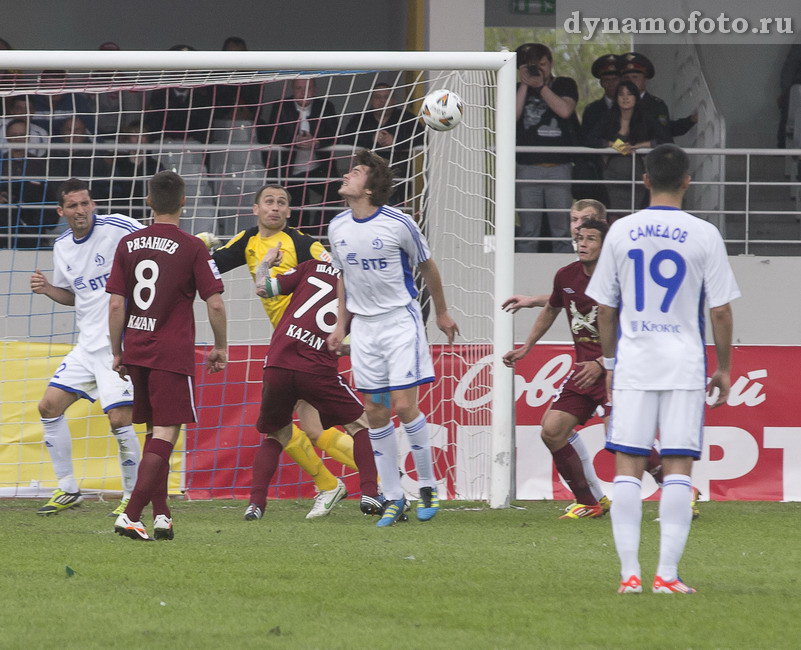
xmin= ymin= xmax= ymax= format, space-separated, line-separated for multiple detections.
xmin=3 ymin=143 xmax=801 ymax=254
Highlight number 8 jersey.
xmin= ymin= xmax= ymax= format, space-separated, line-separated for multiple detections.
xmin=586 ymin=206 xmax=740 ymax=390
xmin=106 ymin=222 xmax=225 ymax=376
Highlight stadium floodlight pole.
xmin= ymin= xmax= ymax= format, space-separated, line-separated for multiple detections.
xmin=489 ymin=54 xmax=518 ymax=509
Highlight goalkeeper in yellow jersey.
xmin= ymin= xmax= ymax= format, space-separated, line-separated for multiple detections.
xmin=199 ymin=185 xmax=357 ymax=519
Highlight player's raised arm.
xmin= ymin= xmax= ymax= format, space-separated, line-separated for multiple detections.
xmin=708 ymin=303 xmax=733 ymax=408
xmin=30 ymin=269 xmax=75 ymax=306
xmin=418 ymin=258 xmax=459 ymax=344
xmin=501 ymin=293 xmax=549 ymax=313
xmin=502 ymin=303 xmax=560 ymax=367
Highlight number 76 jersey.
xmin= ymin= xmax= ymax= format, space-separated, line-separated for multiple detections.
xmin=586 ymin=207 xmax=740 ymax=391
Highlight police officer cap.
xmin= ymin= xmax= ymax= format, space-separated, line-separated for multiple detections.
xmin=591 ymin=54 xmax=621 ymax=79
xmin=619 ymin=52 xmax=655 ymax=79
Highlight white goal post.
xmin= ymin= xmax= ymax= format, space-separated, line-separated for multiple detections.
xmin=0 ymin=50 xmax=517 ymax=508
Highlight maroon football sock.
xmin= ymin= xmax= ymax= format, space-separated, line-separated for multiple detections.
xmin=552 ymin=443 xmax=598 ymax=505
xmin=248 ymin=437 xmax=283 ymax=509
xmin=646 ymin=447 xmax=664 ymax=485
xmin=124 ymin=438 xmax=174 ymax=522
xmin=150 ymin=458 xmax=172 ymax=519
xmin=352 ymin=428 xmax=379 ymax=497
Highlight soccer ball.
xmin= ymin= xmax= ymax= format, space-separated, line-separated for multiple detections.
xmin=419 ymin=89 xmax=464 ymax=131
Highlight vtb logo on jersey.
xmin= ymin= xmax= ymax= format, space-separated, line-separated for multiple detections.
xmin=74 ymin=276 xmax=87 ymax=290
xmin=346 ymin=253 xmax=358 ymax=265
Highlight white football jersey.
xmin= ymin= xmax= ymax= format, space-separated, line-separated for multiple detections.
xmin=328 ymin=205 xmax=431 ymax=317
xmin=52 ymin=214 xmax=143 ymax=352
xmin=586 ymin=206 xmax=740 ymax=390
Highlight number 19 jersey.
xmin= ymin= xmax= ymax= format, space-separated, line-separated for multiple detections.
xmin=586 ymin=206 xmax=740 ymax=390
xmin=106 ymin=222 xmax=224 ymax=376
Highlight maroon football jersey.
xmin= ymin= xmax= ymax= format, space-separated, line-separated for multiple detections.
xmin=548 ymin=260 xmax=602 ymax=363
xmin=106 ymin=222 xmax=224 ymax=376
xmin=266 ymin=259 xmax=341 ymax=376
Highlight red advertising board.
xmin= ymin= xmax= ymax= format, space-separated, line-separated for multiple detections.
xmin=185 ymin=344 xmax=799 ymax=502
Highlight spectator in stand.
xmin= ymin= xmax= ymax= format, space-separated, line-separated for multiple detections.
xmin=0 ymin=119 xmax=57 ymax=248
xmin=339 ymin=82 xmax=423 ymax=205
xmin=91 ymin=42 xmax=149 ymax=140
xmin=106 ymin=122 xmax=164 ymax=222
xmin=257 ymin=77 xmax=340 ymax=231
xmin=574 ymin=54 xmax=621 ymax=205
xmin=32 ymin=70 xmax=95 ymax=136
xmin=585 ymin=80 xmax=671 ymax=217
xmin=145 ymin=45 xmax=213 ymax=144
xmin=777 ymin=44 xmax=801 ymax=148
xmin=1 ymin=95 xmax=49 ymax=157
xmin=51 ymin=116 xmax=105 ymax=183
xmin=619 ymin=52 xmax=696 ymax=140
xmin=515 ymin=43 xmax=578 ymax=253
xmin=210 ymin=36 xmax=263 ymax=124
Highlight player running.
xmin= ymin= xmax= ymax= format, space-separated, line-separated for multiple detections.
xmin=107 ymin=171 xmax=228 ymax=541
xmin=201 ymin=185 xmax=354 ymax=519
xmin=504 ymin=220 xmax=611 ymax=518
xmin=30 ymin=178 xmax=142 ymax=517
xmin=587 ymin=144 xmax=739 ymax=594
xmin=327 ymin=149 xmax=459 ymax=527
xmin=243 ymin=243 xmax=382 ymax=519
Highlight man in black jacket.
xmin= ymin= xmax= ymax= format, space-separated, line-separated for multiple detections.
xmin=257 ymin=78 xmax=340 ymax=233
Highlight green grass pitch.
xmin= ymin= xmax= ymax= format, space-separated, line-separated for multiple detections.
xmin=1 ymin=498 xmax=799 ymax=649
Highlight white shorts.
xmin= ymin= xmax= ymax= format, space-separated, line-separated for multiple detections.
xmin=350 ymin=302 xmax=435 ymax=394
xmin=606 ymin=389 xmax=705 ymax=459
xmin=49 ymin=345 xmax=134 ymax=412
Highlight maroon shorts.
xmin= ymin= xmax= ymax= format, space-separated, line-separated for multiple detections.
xmin=550 ymin=370 xmax=611 ymax=424
xmin=127 ymin=365 xmax=197 ymax=426
xmin=257 ymin=366 xmax=364 ymax=434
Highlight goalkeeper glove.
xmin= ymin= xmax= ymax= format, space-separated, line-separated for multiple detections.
xmin=196 ymin=231 xmax=221 ymax=252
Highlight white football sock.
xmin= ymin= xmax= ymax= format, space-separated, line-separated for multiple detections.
xmin=112 ymin=425 xmax=141 ymax=499
xmin=568 ymin=432 xmax=605 ymax=501
xmin=42 ymin=415 xmax=79 ymax=494
xmin=657 ymin=474 xmax=693 ymax=581
xmin=612 ymin=475 xmax=643 ymax=580
xmin=368 ymin=424 xmax=403 ymax=500
xmin=402 ymin=413 xmax=436 ymax=489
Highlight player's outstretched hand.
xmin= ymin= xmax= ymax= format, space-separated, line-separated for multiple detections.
xmin=502 ymin=294 xmax=543 ymax=313
xmin=502 ymin=346 xmax=529 ymax=368
xmin=437 ymin=312 xmax=459 ymax=344
xmin=707 ymin=368 xmax=730 ymax=408
xmin=30 ymin=269 xmax=50 ymax=294
xmin=206 ymin=347 xmax=228 ymax=374
xmin=573 ymin=360 xmax=603 ymax=389
xmin=195 ymin=231 xmax=221 ymax=252
xmin=255 ymin=243 xmax=283 ymax=296
xmin=327 ymin=325 xmax=346 ymax=356
xmin=112 ymin=354 xmax=129 ymax=380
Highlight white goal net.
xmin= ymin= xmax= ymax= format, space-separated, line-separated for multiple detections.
xmin=0 ymin=51 xmax=516 ymax=506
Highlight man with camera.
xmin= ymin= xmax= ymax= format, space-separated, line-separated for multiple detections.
xmin=515 ymin=42 xmax=579 ymax=253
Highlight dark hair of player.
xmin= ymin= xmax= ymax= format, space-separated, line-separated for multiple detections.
xmin=253 ymin=185 xmax=291 ymax=205
xmin=355 ymin=148 xmax=394 ymax=206
xmin=577 ymin=218 xmax=609 ymax=242
xmin=57 ymin=178 xmax=91 ymax=206
xmin=645 ymin=144 xmax=690 ymax=193
xmin=148 ymin=170 xmax=185 ymax=214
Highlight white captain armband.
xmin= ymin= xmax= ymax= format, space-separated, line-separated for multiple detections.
xmin=255 ymin=277 xmax=281 ymax=299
